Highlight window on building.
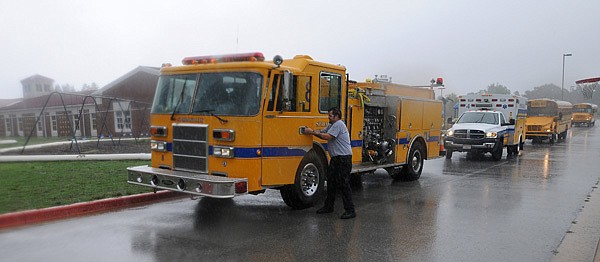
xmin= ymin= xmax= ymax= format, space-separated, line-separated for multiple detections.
xmin=36 ymin=84 xmax=42 ymax=92
xmin=91 ymin=113 xmax=97 ymax=130
xmin=114 ymin=101 xmax=132 ymax=132
xmin=51 ymin=115 xmax=57 ymax=131
xmin=18 ymin=117 xmax=23 ymax=131
xmin=5 ymin=118 xmax=11 ymax=131
xmin=74 ymin=115 xmax=80 ymax=130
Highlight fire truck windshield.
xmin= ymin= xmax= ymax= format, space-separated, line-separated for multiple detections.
xmin=152 ymin=72 xmax=263 ymax=116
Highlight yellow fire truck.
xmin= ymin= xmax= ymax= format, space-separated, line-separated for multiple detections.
xmin=127 ymin=52 xmax=443 ymax=209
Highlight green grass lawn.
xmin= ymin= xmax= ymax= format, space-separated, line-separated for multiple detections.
xmin=0 ymin=160 xmax=153 ymax=213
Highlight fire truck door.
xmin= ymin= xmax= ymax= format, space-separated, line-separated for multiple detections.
xmin=261 ymin=74 xmax=315 ymax=186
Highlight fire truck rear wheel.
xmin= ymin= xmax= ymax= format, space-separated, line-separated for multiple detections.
xmin=394 ymin=142 xmax=424 ymax=181
xmin=280 ymin=151 xmax=325 ymax=210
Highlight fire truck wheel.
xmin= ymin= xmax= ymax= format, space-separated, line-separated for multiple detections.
xmin=349 ymin=173 xmax=364 ymax=189
xmin=397 ymin=142 xmax=424 ymax=181
xmin=280 ymin=151 xmax=325 ymax=210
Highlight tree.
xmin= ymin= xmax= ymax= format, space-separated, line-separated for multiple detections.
xmin=81 ymin=82 xmax=99 ymax=91
xmin=61 ymin=84 xmax=76 ymax=92
xmin=483 ymin=83 xmax=511 ymax=94
xmin=524 ymin=84 xmax=561 ymax=100
xmin=439 ymin=92 xmax=459 ymax=123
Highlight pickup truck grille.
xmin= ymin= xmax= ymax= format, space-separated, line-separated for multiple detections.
xmin=172 ymin=124 xmax=208 ymax=173
xmin=454 ymin=129 xmax=485 ymax=139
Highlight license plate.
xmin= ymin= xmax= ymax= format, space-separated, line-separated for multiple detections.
xmin=463 ymin=145 xmax=472 ymax=149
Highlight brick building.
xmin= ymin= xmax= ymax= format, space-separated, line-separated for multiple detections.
xmin=0 ymin=66 xmax=160 ymax=138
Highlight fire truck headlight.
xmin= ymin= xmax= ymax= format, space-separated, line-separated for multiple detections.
xmin=546 ymin=129 xmax=552 ymax=132
xmin=213 ymin=146 xmax=234 ymax=158
xmin=486 ymin=132 xmax=497 ymax=138
xmin=151 ymin=140 xmax=168 ymax=152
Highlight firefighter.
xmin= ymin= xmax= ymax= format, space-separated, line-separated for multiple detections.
xmin=304 ymin=108 xmax=356 ymax=219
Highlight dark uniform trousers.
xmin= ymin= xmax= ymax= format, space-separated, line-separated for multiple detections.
xmin=324 ymin=155 xmax=355 ymax=212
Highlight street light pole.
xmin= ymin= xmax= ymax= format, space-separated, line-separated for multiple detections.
xmin=561 ymin=53 xmax=572 ymax=100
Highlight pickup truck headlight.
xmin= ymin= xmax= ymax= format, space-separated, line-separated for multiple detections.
xmin=213 ymin=146 xmax=234 ymax=158
xmin=446 ymin=130 xmax=454 ymax=137
xmin=486 ymin=132 xmax=497 ymax=138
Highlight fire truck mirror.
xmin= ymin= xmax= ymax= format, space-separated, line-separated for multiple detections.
xmin=283 ymin=71 xmax=293 ymax=101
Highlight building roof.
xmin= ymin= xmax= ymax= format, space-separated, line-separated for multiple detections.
xmin=20 ymin=74 xmax=54 ymax=84
xmin=0 ymin=98 xmax=21 ymax=108
xmin=1 ymin=66 xmax=160 ymax=112
xmin=0 ymin=90 xmax=96 ymax=111
xmin=92 ymin=66 xmax=160 ymax=96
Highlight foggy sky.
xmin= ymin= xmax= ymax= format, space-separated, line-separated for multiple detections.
xmin=1 ymin=0 xmax=598 ymax=99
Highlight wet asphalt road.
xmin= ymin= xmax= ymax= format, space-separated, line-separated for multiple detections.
xmin=1 ymin=127 xmax=600 ymax=261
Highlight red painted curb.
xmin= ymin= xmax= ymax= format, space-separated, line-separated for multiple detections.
xmin=0 ymin=191 xmax=186 ymax=230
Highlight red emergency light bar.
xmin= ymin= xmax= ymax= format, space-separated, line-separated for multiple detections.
xmin=182 ymin=52 xmax=265 ymax=65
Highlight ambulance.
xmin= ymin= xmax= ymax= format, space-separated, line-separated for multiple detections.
xmin=444 ymin=94 xmax=527 ymax=160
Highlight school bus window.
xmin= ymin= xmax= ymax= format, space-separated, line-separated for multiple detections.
xmin=319 ymin=73 xmax=342 ymax=113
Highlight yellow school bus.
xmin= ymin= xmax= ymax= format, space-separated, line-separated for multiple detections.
xmin=571 ymin=103 xmax=597 ymax=127
xmin=525 ymin=99 xmax=572 ymax=143
xmin=127 ymin=52 xmax=442 ymax=209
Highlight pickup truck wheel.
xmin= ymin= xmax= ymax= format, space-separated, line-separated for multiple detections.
xmin=491 ymin=139 xmax=503 ymax=161
xmin=550 ymin=134 xmax=557 ymax=144
xmin=398 ymin=143 xmax=424 ymax=181
xmin=280 ymin=151 xmax=325 ymax=209
xmin=445 ymin=150 xmax=453 ymax=159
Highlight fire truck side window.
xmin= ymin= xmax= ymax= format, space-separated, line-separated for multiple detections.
xmin=296 ymin=76 xmax=311 ymax=112
xmin=267 ymin=74 xmax=311 ymax=112
xmin=319 ymin=73 xmax=342 ymax=113
xmin=267 ymin=75 xmax=280 ymax=111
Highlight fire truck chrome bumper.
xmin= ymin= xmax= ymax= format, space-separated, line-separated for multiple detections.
xmin=127 ymin=165 xmax=248 ymax=198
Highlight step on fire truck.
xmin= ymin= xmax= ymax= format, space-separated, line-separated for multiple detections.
xmin=127 ymin=52 xmax=443 ymax=209
xmin=443 ymin=94 xmax=527 ymax=160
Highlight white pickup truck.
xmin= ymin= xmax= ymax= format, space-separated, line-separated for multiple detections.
xmin=444 ymin=110 xmax=518 ymax=160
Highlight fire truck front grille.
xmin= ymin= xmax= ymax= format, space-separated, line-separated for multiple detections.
xmin=528 ymin=125 xmax=542 ymax=131
xmin=172 ymin=124 xmax=208 ymax=173
xmin=454 ymin=129 xmax=485 ymax=139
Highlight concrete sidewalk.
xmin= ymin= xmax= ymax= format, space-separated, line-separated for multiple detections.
xmin=553 ymin=179 xmax=600 ymax=261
